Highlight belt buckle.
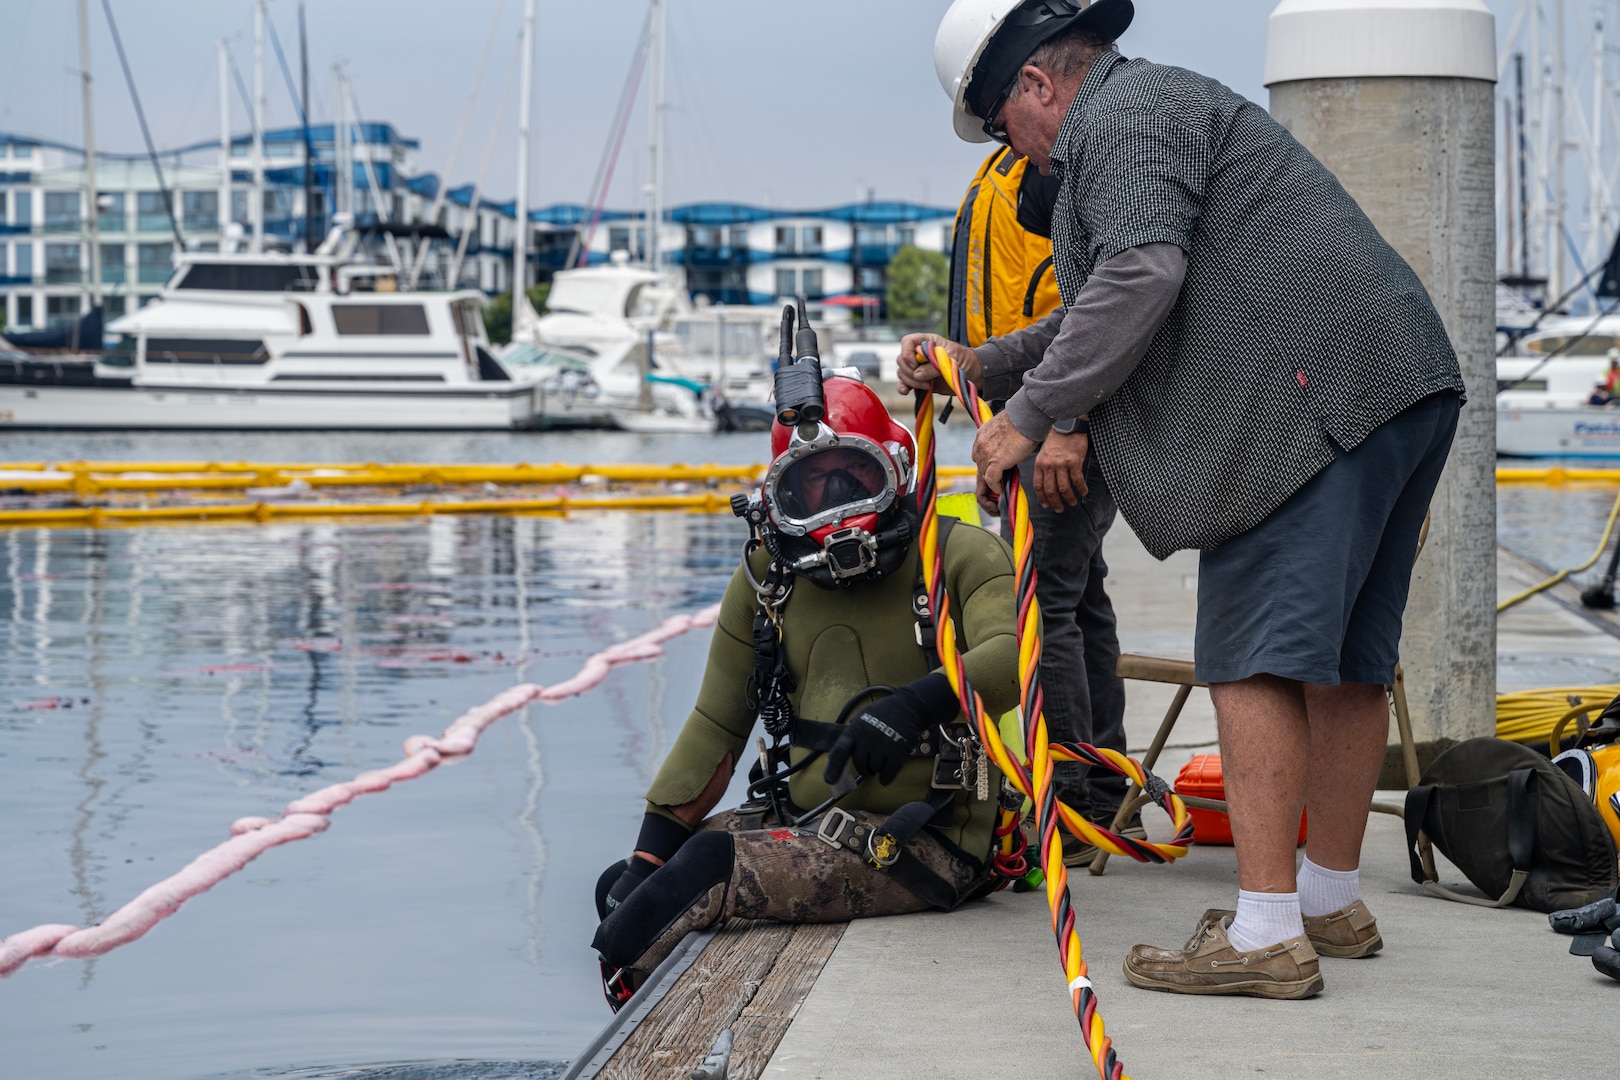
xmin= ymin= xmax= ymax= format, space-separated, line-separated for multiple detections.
xmin=817 ymin=807 xmax=857 ymax=849
xmin=931 ymin=723 xmax=971 ymax=790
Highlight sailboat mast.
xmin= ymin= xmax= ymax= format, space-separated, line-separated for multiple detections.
xmin=252 ymin=0 xmax=266 ymax=253
xmin=300 ymin=2 xmax=314 ymax=252
xmin=218 ymin=40 xmax=232 ymax=254
xmin=513 ymin=0 xmax=536 ymax=308
xmin=1515 ymin=51 xmax=1530 ymax=281
xmin=1551 ymin=0 xmax=1565 ymax=298
xmin=77 ymin=0 xmax=101 ymax=308
xmin=646 ymin=0 xmax=665 ymax=272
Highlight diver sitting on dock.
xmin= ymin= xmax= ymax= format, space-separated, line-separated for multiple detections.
xmin=591 ymin=322 xmax=1022 ymax=1012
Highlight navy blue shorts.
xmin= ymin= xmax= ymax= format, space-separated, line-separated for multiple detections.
xmin=1194 ymin=392 xmax=1462 ymax=686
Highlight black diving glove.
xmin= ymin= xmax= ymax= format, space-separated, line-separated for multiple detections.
xmin=602 ymin=854 xmax=660 ymax=917
xmin=596 ymin=813 xmax=692 ymax=920
xmin=824 ymin=673 xmax=960 ymax=786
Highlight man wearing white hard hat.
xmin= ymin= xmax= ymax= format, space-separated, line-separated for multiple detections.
xmin=900 ymin=0 xmax=1465 ymax=999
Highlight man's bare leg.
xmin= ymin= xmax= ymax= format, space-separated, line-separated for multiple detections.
xmin=1300 ymin=682 xmax=1389 ymax=872
xmin=1211 ymin=673 xmax=1309 ymax=893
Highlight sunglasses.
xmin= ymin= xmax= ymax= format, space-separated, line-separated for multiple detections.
xmin=980 ymin=72 xmax=1021 ymax=145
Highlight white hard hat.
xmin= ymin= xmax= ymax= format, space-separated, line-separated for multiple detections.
xmin=933 ymin=0 xmax=1135 ymax=143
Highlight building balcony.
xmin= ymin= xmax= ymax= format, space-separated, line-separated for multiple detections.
xmin=101 ymin=265 xmax=126 ymax=284
xmin=137 ymin=266 xmax=171 ymax=284
xmin=678 ymin=245 xmax=751 ymax=269
xmin=183 ymin=215 xmax=219 ymax=233
xmin=43 ymin=215 xmax=81 ymax=234
xmin=137 ymin=213 xmax=172 ymax=232
xmin=851 ymin=244 xmax=899 ymax=265
xmin=98 ymin=214 xmax=127 ymax=232
xmin=45 ymin=267 xmax=82 ymax=284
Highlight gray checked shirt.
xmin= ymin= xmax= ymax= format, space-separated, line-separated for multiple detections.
xmin=977 ymin=50 xmax=1465 ymax=559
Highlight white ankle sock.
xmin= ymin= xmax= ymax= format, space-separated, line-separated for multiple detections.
xmin=1297 ymin=856 xmax=1360 ymax=917
xmin=1227 ymin=890 xmax=1304 ymax=952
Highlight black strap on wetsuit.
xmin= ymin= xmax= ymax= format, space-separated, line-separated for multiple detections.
xmin=786 ymin=517 xmax=984 ymax=910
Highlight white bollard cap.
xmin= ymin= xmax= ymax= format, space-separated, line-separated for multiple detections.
xmin=1264 ymin=0 xmax=1496 ymax=86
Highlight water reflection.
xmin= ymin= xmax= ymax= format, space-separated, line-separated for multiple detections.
xmin=0 ymin=510 xmax=737 ymax=1080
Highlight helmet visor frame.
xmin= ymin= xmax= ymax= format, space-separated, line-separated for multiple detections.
xmin=762 ymin=435 xmax=902 ymax=538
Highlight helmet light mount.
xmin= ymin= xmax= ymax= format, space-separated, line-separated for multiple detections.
xmin=735 ymin=302 xmax=919 ymax=589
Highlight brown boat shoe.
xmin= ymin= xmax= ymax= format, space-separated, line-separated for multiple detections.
xmin=1198 ymin=901 xmax=1383 ymax=959
xmin=1124 ymin=915 xmax=1323 ymax=999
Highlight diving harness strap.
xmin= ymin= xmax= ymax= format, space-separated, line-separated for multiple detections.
xmin=740 ymin=516 xmax=1000 ymax=909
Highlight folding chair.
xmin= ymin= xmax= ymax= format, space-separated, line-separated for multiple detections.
xmin=1086 ymin=514 xmax=1432 ymax=876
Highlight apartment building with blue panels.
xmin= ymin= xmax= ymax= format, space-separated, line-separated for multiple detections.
xmin=0 ymin=126 xmax=954 ymax=332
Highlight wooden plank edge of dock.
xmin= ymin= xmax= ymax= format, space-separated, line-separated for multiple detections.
xmin=563 ymin=919 xmax=848 ymax=1080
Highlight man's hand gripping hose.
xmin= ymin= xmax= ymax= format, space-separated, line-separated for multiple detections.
xmin=914 ymin=342 xmax=1194 ymax=1080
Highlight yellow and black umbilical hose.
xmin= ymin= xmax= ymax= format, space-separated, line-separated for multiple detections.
xmin=914 ymin=343 xmax=1193 ymax=1080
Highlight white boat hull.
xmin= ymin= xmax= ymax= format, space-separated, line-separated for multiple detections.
xmin=0 ymin=382 xmax=547 ymax=431
xmin=1497 ymin=405 xmax=1620 ymax=459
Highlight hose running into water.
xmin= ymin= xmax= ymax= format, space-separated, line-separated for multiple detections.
xmin=1497 ymin=485 xmax=1620 ymax=612
xmin=914 ymin=343 xmax=1193 ymax=1080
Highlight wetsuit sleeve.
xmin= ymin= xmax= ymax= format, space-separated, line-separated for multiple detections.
xmin=643 ymin=563 xmax=758 ymax=822
xmin=940 ymin=523 xmax=1022 ymax=718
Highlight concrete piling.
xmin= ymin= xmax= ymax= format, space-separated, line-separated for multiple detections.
xmin=1264 ymin=0 xmax=1499 ymax=761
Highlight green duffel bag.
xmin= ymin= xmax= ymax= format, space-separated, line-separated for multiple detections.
xmin=1404 ymin=737 xmax=1618 ymax=912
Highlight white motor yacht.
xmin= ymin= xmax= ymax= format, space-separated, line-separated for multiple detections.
xmin=1497 ymin=316 xmax=1620 ymax=458
xmin=0 ymin=229 xmax=560 ymax=431
xmin=508 ymin=256 xmax=785 ymax=433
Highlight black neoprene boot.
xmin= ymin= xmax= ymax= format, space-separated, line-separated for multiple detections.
xmin=1595 ymin=945 xmax=1620 ymax=982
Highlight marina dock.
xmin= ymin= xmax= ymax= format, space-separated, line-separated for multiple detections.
xmin=582 ymin=521 xmax=1620 ymax=1080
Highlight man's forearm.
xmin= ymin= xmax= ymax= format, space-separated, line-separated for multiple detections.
xmin=977 ymin=308 xmax=1066 ymax=401
xmin=1003 ymin=242 xmax=1188 ymax=441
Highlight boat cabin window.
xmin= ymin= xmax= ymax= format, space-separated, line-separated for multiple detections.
xmin=144 ymin=337 xmax=269 ymax=364
xmin=175 ymin=262 xmax=320 ymax=293
xmin=331 ymin=303 xmax=431 ymax=336
xmin=1526 ymin=334 xmax=1620 ymax=356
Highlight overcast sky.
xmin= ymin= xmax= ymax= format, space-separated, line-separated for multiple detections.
xmin=0 ymin=0 xmax=1523 ymax=210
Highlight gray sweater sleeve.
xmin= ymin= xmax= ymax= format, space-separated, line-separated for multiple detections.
xmin=984 ymin=242 xmax=1187 ymax=441
xmin=977 ymin=309 xmax=1066 ymax=402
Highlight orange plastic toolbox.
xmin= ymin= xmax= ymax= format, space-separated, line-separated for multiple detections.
xmin=1174 ymin=754 xmax=1307 ymax=846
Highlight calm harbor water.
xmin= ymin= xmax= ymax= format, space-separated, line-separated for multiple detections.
xmin=0 ymin=425 xmax=985 ymax=1080
xmin=0 ymin=426 xmax=1612 ymax=1079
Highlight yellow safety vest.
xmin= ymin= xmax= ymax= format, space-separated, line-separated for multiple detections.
xmin=947 ymin=147 xmax=1062 ymax=348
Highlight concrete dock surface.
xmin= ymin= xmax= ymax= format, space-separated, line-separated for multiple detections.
xmin=758 ymin=525 xmax=1620 ymax=1080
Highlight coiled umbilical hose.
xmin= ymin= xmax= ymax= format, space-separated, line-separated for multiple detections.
xmin=914 ymin=343 xmax=1193 ymax=1080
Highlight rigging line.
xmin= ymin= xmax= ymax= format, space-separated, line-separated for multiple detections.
xmin=345 ymin=80 xmax=404 ymax=272
xmin=0 ymin=0 xmax=37 ymax=122
xmin=450 ymin=37 xmax=522 ymax=288
xmin=408 ymin=0 xmax=508 ymax=290
xmin=1498 ymin=0 xmax=1528 ymax=81
xmin=1498 ymin=257 xmax=1610 ymax=358
xmin=1499 ymin=293 xmax=1620 ymax=392
xmin=666 ymin=3 xmax=727 ymax=203
xmin=567 ymin=5 xmax=653 ymax=270
xmin=265 ymin=14 xmax=308 ymax=124
xmin=97 ymin=0 xmax=182 ymax=247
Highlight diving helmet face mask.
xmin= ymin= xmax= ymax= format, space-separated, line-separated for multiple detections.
xmin=758 ymin=422 xmax=915 ymax=586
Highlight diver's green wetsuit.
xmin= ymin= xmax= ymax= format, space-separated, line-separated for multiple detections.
xmin=647 ymin=519 xmax=1022 ymax=858
xmin=591 ymin=518 xmax=1024 ymax=986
